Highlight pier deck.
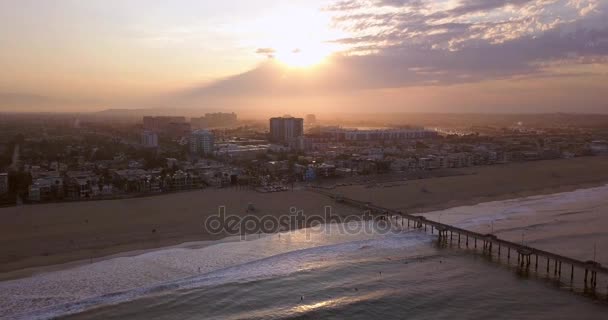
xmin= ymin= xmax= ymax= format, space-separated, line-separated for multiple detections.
xmin=313 ymin=189 xmax=608 ymax=295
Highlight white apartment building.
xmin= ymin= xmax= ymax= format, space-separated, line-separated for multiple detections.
xmin=190 ymin=130 xmax=215 ymax=155
xmin=141 ymin=130 xmax=159 ymax=148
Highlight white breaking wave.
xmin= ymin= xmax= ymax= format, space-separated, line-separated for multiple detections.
xmin=2 ymin=183 xmax=608 ymax=319
xmin=424 ymin=183 xmax=608 ymax=230
xmin=13 ymin=231 xmax=432 ymax=320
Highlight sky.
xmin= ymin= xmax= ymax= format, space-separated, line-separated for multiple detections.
xmin=0 ymin=0 xmax=607 ymax=114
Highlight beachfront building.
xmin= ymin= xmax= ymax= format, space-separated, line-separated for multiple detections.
xmin=0 ymin=172 xmax=8 ymax=195
xmin=91 ymin=184 xmax=114 ymax=197
xmin=190 ymin=130 xmax=215 ymax=156
xmin=163 ymin=170 xmax=202 ymax=190
xmin=65 ymin=171 xmax=99 ymax=200
xmin=269 ymin=117 xmax=304 ymax=144
xmin=112 ymin=169 xmax=204 ymax=193
xmin=28 ymin=175 xmax=64 ymax=202
xmin=590 ymin=140 xmax=608 ymax=155
xmin=390 ymin=158 xmax=419 ymax=172
xmin=112 ymin=169 xmax=157 ymax=193
xmin=27 ymin=182 xmax=45 ymax=202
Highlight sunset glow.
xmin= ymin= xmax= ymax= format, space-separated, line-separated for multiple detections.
xmin=248 ymin=4 xmax=342 ymax=68
xmin=275 ymin=46 xmax=333 ymax=68
xmin=0 ymin=0 xmax=606 ymax=113
xmin=2 ymin=2 xmax=608 ymax=319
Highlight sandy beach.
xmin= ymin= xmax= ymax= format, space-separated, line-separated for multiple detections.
xmin=1 ymin=156 xmax=608 ymax=277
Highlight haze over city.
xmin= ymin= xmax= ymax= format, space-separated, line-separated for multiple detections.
xmin=1 ymin=0 xmax=607 ymax=114
xmin=3 ymin=1 xmax=608 ymax=320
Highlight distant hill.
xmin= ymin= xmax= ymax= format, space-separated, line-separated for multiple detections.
xmin=93 ymin=108 xmax=215 ymax=119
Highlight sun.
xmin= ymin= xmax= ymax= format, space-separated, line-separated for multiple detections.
xmin=275 ymin=45 xmax=333 ymax=68
xmin=247 ymin=4 xmax=345 ymax=68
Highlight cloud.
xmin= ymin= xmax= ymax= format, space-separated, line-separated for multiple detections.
xmin=179 ymin=0 xmax=608 ymax=100
xmin=255 ymin=48 xmax=276 ymax=58
xmin=445 ymin=0 xmax=536 ymax=17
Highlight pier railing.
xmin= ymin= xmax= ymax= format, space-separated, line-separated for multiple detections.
xmin=311 ymin=188 xmax=607 ymax=296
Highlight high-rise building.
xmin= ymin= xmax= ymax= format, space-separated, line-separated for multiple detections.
xmin=141 ymin=131 xmax=159 ymax=148
xmin=143 ymin=116 xmax=187 ymax=132
xmin=190 ymin=117 xmax=206 ymax=129
xmin=269 ymin=117 xmax=304 ymax=143
xmin=166 ymin=122 xmax=192 ymax=139
xmin=191 ymin=112 xmax=238 ymax=129
xmin=190 ymin=130 xmax=215 ymax=155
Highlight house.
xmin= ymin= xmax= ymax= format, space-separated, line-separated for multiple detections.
xmin=65 ymin=171 xmax=98 ymax=200
xmin=112 ymin=169 xmax=158 ymax=193
xmin=164 ymin=170 xmax=201 ymax=190
xmin=28 ymin=175 xmax=64 ymax=201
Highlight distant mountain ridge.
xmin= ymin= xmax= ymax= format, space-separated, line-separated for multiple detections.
xmin=93 ymin=107 xmax=215 ymax=119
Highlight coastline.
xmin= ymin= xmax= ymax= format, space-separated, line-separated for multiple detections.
xmin=1 ymin=156 xmax=608 ymax=279
xmin=0 ymin=181 xmax=601 ymax=283
xmin=0 ymin=236 xmax=247 ymax=282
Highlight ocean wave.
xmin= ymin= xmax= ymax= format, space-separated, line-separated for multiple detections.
xmin=5 ymin=183 xmax=608 ymax=319
xmin=12 ymin=232 xmax=431 ymax=320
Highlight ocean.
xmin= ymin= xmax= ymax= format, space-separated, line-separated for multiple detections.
xmin=2 ymin=185 xmax=608 ymax=319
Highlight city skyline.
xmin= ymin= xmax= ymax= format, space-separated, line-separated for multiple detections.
xmin=0 ymin=0 xmax=607 ymax=114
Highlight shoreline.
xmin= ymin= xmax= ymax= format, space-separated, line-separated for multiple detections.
xmin=414 ymin=180 xmax=608 ymax=214
xmin=0 ymin=237 xmax=244 ymax=282
xmin=1 ymin=157 xmax=608 ymax=279
xmin=1 ymin=180 xmax=606 ymax=282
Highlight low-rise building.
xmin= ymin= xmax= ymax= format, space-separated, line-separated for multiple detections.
xmin=163 ymin=170 xmax=202 ymax=190
xmin=321 ymin=127 xmax=438 ymax=142
xmin=28 ymin=175 xmax=64 ymax=202
xmin=591 ymin=140 xmax=608 ymax=155
xmin=91 ymin=184 xmax=114 ymax=197
xmin=111 ymin=172 xmax=155 ymax=193
xmin=0 ymin=173 xmax=8 ymax=195
xmin=215 ymin=144 xmax=269 ymax=159
xmin=65 ymin=171 xmax=98 ymax=200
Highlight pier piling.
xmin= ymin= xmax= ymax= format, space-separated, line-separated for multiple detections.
xmin=571 ymin=265 xmax=575 ymax=282
xmin=312 ymin=189 xmax=608 ymax=299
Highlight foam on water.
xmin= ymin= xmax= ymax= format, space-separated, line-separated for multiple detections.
xmin=423 ymin=183 xmax=608 ymax=230
xmin=1 ymin=221 xmax=424 ymax=319
xmin=2 ymin=183 xmax=608 ymax=319
xmin=16 ymin=232 xmax=432 ymax=320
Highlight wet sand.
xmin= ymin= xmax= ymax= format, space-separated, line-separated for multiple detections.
xmin=1 ymin=156 xmax=608 ymax=277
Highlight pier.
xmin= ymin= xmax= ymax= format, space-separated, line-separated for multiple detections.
xmin=314 ymin=189 xmax=608 ymax=297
